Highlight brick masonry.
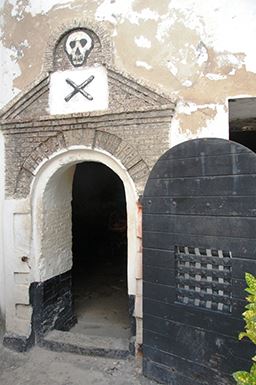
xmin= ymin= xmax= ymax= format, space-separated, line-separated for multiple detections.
xmin=0 ymin=24 xmax=175 ymax=199
xmin=0 ymin=22 xmax=176 ymax=353
xmin=2 ymin=108 xmax=174 ymax=198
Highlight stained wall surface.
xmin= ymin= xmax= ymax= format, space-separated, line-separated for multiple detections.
xmin=1 ymin=1 xmax=256 ymax=140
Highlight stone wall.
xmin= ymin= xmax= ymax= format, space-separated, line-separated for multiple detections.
xmin=3 ymin=117 xmax=171 ymax=199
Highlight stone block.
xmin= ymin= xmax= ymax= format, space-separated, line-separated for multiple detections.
xmin=63 ymin=128 xmax=95 ymax=148
xmin=14 ymin=318 xmax=32 ymax=336
xmin=14 ymin=273 xmax=30 ymax=285
xmin=15 ymin=285 xmax=30 ymax=305
xmin=15 ymin=304 xmax=32 ymax=320
xmin=94 ymin=131 xmax=121 ymax=154
xmin=115 ymin=142 xmax=141 ymax=169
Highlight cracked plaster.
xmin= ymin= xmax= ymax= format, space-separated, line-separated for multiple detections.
xmin=1 ymin=0 xmax=256 ymax=140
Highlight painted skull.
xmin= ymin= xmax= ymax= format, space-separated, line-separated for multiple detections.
xmin=65 ymin=31 xmax=93 ymax=67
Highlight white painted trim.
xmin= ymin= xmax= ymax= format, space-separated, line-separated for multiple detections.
xmin=3 ymin=198 xmax=32 ymax=335
xmin=30 ymin=146 xmax=139 ymax=296
xmin=0 ymin=132 xmax=6 ymax=321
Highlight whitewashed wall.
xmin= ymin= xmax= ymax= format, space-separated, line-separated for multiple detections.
xmin=0 ymin=132 xmax=5 ymax=322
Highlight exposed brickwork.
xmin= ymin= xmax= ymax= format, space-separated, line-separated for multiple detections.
xmin=3 ymin=106 xmax=173 ymax=198
xmin=63 ymin=128 xmax=95 ymax=148
xmin=1 ymin=68 xmax=174 ymax=122
xmin=0 ymin=23 xmax=176 ymax=353
xmin=94 ymin=130 xmax=122 ymax=154
xmin=54 ymin=29 xmax=104 ymax=72
xmin=45 ymin=19 xmax=113 ymax=72
xmin=0 ymin=24 xmax=175 ymax=200
xmin=1 ymin=77 xmax=49 ymax=121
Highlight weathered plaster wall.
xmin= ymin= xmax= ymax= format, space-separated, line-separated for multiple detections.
xmin=1 ymin=0 xmax=256 ymax=140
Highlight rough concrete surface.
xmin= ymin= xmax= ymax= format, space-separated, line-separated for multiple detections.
xmin=0 ymin=322 xmax=158 ymax=385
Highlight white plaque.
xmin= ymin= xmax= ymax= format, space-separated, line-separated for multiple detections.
xmin=49 ymin=65 xmax=109 ymax=115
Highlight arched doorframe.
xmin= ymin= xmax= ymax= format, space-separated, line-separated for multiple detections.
xmin=30 ymin=146 xmax=140 ymax=339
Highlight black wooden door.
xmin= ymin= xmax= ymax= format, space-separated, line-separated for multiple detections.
xmin=143 ymin=138 xmax=256 ymax=385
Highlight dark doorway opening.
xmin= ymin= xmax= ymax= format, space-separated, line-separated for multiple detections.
xmin=71 ymin=162 xmax=129 ymax=340
xmin=229 ymin=97 xmax=256 ymax=152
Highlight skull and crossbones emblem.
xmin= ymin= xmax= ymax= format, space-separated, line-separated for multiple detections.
xmin=65 ymin=30 xmax=93 ymax=67
xmin=64 ymin=76 xmax=95 ymax=102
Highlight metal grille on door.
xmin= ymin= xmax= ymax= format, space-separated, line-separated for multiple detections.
xmin=175 ymin=246 xmax=232 ymax=313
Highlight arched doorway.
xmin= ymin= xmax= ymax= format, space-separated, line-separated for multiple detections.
xmin=71 ymin=162 xmax=129 ymax=340
xmin=29 ymin=148 xmax=139 ymax=352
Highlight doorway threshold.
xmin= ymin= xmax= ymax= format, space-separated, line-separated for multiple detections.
xmin=40 ymin=330 xmax=130 ymax=359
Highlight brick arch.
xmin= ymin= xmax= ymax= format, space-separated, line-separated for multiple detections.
xmin=16 ymin=130 xmax=149 ymax=196
xmin=44 ymin=18 xmax=113 ymax=71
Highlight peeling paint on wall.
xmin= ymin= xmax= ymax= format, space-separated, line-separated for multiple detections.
xmin=136 ymin=60 xmax=152 ymax=70
xmin=1 ymin=0 xmax=256 ymax=139
xmin=135 ymin=35 xmax=151 ymax=48
xmin=169 ymin=101 xmax=228 ymax=147
xmin=0 ymin=42 xmax=21 ymax=106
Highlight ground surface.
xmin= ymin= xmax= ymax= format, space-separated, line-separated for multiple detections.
xmin=0 ymin=322 xmax=159 ymax=385
xmin=0 ymin=252 xmax=158 ymax=385
xmin=71 ymin=262 xmax=130 ymax=339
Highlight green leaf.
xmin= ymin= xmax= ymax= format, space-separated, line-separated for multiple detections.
xmin=245 ymin=303 xmax=256 ymax=310
xmin=250 ymin=363 xmax=256 ymax=376
xmin=239 ymin=332 xmax=248 ymax=340
xmin=246 ymin=273 xmax=256 ymax=291
xmin=243 ymin=310 xmax=256 ymax=321
xmin=233 ymin=370 xmax=251 ymax=384
xmin=239 ymin=328 xmax=256 ymax=344
xmin=245 ymin=330 xmax=256 ymax=344
xmin=233 ymin=274 xmax=256 ymax=383
xmin=245 ymin=287 xmax=256 ymax=295
xmin=246 ymin=295 xmax=256 ymax=303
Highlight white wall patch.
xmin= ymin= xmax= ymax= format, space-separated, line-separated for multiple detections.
xmin=135 ymin=36 xmax=152 ymax=48
xmin=49 ymin=66 xmax=109 ymax=115
xmin=136 ymin=60 xmax=152 ymax=70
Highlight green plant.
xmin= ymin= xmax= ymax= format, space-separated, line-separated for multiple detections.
xmin=233 ymin=273 xmax=256 ymax=385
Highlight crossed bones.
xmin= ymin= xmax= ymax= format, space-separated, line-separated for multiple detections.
xmin=64 ymin=75 xmax=95 ymax=102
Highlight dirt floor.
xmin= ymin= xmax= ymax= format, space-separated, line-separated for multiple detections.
xmin=71 ymin=261 xmax=130 ymax=339
xmin=0 ymin=321 xmax=159 ymax=385
xmin=0 ymin=232 xmax=158 ymax=385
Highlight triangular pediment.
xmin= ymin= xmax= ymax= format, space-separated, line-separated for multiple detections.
xmin=0 ymin=67 xmax=175 ymax=122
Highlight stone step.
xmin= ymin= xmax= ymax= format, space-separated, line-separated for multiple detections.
xmin=40 ymin=330 xmax=130 ymax=359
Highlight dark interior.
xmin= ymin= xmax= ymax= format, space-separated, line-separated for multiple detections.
xmin=229 ymin=131 xmax=256 ymax=153
xmin=229 ymin=98 xmax=256 ymax=152
xmin=71 ymin=162 xmax=130 ymax=339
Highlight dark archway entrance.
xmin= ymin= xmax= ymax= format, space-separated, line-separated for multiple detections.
xmin=71 ymin=162 xmax=129 ymax=340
